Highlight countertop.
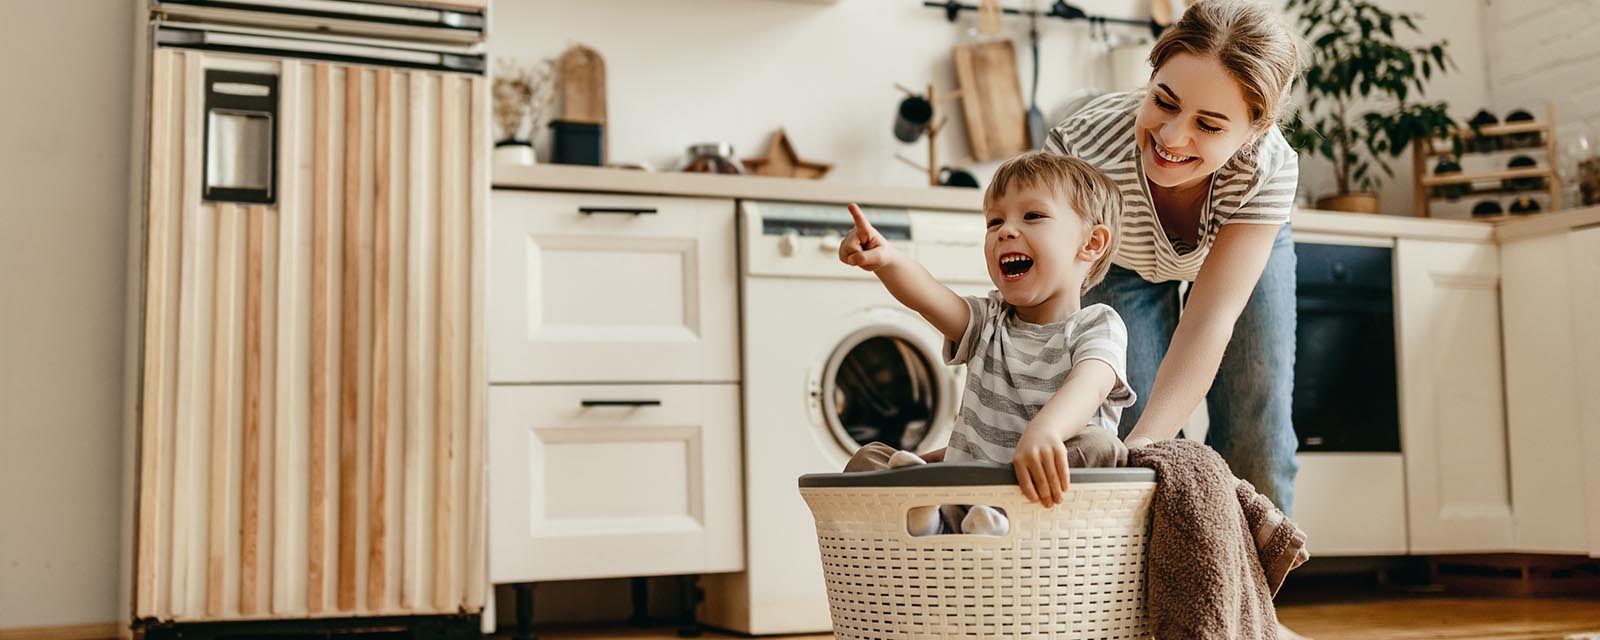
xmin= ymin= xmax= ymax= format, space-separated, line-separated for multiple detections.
xmin=494 ymin=163 xmax=1600 ymax=243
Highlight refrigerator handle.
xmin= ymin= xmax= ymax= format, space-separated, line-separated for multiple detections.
xmin=203 ymin=69 xmax=278 ymax=205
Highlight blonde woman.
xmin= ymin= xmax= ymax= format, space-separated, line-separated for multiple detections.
xmin=1049 ymin=1 xmax=1304 ymax=516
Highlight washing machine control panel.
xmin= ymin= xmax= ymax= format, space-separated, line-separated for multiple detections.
xmin=743 ymin=201 xmax=915 ymax=279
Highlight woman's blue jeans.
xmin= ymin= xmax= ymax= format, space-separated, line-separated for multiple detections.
xmin=1084 ymin=224 xmax=1300 ymax=515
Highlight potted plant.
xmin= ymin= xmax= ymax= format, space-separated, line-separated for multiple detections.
xmin=492 ymin=58 xmax=555 ymax=166
xmin=1283 ymin=0 xmax=1460 ymax=213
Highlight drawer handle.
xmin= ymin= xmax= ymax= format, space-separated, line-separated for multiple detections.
xmin=579 ymin=206 xmax=658 ymax=216
xmin=580 ymin=399 xmax=662 ymax=408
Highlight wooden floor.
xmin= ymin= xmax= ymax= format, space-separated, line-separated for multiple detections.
xmin=518 ymin=594 xmax=1600 ymax=640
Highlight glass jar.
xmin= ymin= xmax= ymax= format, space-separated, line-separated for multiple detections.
xmin=681 ymin=142 xmax=745 ymax=174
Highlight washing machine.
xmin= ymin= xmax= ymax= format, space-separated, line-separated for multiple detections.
xmin=701 ymin=201 xmax=991 ymax=634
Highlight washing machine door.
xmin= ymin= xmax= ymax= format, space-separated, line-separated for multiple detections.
xmin=809 ymin=307 xmax=960 ymax=457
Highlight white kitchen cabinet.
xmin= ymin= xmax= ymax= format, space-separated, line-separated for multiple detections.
xmin=1395 ymin=239 xmax=1514 ymax=554
xmin=1293 ymin=453 xmax=1408 ymax=555
xmin=1499 ymin=231 xmax=1592 ymax=554
xmin=486 ymin=383 xmax=744 ymax=582
xmin=488 ymin=191 xmax=739 ymax=384
xmin=1568 ymin=227 xmax=1600 ymax=559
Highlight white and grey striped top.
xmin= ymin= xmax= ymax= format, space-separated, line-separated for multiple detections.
xmin=942 ymin=293 xmax=1136 ymax=464
xmin=1046 ymin=91 xmax=1299 ymax=283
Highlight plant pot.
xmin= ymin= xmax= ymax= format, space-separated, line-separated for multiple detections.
xmin=1316 ymin=193 xmax=1380 ymax=214
xmin=494 ymin=139 xmax=537 ymax=166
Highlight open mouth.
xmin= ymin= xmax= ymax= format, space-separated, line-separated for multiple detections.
xmin=1150 ymin=136 xmax=1198 ymax=167
xmin=998 ymin=252 xmax=1034 ymax=280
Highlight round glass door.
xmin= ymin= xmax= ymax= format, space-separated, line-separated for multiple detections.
xmin=821 ymin=331 xmax=943 ymax=453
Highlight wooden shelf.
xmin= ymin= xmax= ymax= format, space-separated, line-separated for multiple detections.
xmin=1424 ymin=139 xmax=1548 ymax=157
xmin=1421 ymin=167 xmax=1554 ymax=187
xmin=1450 ymin=120 xmax=1550 ymax=140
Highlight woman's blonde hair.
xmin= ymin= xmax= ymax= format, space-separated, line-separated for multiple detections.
xmin=1148 ymin=0 xmax=1303 ymax=130
xmin=985 ymin=152 xmax=1123 ymax=293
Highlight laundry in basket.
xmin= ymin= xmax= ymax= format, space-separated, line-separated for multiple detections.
xmin=799 ymin=463 xmax=1157 ymax=639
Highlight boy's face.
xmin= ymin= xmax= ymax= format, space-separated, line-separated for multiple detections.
xmin=983 ymin=183 xmax=1093 ymax=312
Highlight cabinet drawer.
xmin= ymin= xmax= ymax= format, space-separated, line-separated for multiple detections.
xmin=489 ymin=191 xmax=738 ymax=383
xmin=487 ymin=384 xmax=743 ymax=582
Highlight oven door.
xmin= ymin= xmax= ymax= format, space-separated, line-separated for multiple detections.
xmin=1294 ymin=243 xmax=1401 ymax=452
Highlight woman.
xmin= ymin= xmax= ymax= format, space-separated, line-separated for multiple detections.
xmin=1047 ymin=0 xmax=1304 ymax=515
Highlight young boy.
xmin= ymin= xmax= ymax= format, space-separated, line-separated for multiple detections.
xmin=839 ymin=151 xmax=1135 ymax=535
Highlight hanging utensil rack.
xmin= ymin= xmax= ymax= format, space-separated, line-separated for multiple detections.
xmin=923 ymin=0 xmax=1163 ymax=37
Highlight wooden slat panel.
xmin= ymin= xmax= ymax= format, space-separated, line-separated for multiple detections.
xmin=239 ymin=205 xmax=264 ymax=616
xmin=384 ymin=70 xmax=411 ymax=611
xmin=272 ymin=58 xmax=308 ymax=617
xmin=170 ymin=50 xmax=209 ymax=619
xmin=337 ymin=65 xmax=364 ymax=614
xmin=433 ymin=73 xmax=461 ymax=612
xmin=307 ymin=62 xmax=332 ymax=614
xmin=137 ymin=48 xmax=177 ymax=619
xmin=367 ymin=67 xmax=393 ymax=611
xmin=401 ymin=69 xmax=434 ymax=611
xmin=206 ymin=204 xmax=242 ymax=619
xmin=463 ymin=73 xmax=488 ymax=611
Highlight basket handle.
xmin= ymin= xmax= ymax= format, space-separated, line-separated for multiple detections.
xmin=798 ymin=462 xmax=1155 ymax=488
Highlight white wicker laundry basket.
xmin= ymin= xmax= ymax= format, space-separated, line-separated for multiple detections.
xmin=798 ymin=463 xmax=1156 ymax=639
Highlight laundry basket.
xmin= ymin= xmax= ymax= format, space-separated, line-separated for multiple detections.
xmin=798 ymin=463 xmax=1156 ymax=639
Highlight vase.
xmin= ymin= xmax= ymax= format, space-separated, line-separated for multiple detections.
xmin=494 ymin=139 xmax=537 ymax=166
xmin=1316 ymin=193 xmax=1380 ymax=214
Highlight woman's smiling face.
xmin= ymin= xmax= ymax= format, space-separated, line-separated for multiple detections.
xmin=1135 ymin=52 xmax=1260 ymax=189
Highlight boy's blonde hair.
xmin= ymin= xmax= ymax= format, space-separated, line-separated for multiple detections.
xmin=984 ymin=151 xmax=1123 ymax=293
xmin=1148 ymin=0 xmax=1303 ymax=131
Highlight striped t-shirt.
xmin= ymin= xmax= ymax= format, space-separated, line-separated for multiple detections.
xmin=942 ymin=293 xmax=1136 ymax=464
xmin=1046 ymin=91 xmax=1299 ymax=283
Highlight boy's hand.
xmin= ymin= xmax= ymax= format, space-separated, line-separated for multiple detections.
xmin=1013 ymin=426 xmax=1071 ymax=508
xmin=839 ymin=203 xmax=896 ymax=272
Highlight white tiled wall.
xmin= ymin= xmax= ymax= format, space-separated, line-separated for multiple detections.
xmin=1487 ymin=0 xmax=1600 ymax=131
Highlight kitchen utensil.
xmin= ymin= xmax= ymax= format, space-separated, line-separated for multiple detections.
xmin=977 ymin=0 xmax=1003 ymax=36
xmin=939 ymin=167 xmax=981 ymax=188
xmin=558 ymin=44 xmax=607 ymax=158
xmin=1151 ymin=0 xmax=1174 ymax=29
xmin=681 ymin=142 xmax=744 ymax=174
xmin=953 ymin=39 xmax=1028 ymax=161
xmin=894 ymin=94 xmax=933 ymax=143
xmin=549 ymin=120 xmax=603 ymax=166
xmin=1026 ymin=11 xmax=1046 ymax=150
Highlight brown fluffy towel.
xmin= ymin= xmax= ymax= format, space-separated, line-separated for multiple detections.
xmin=1129 ymin=439 xmax=1310 ymax=640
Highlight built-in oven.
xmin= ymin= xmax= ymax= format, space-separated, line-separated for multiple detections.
xmin=1293 ymin=242 xmax=1401 ymax=452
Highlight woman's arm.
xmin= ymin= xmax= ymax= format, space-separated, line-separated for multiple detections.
xmin=1123 ymin=223 xmax=1281 ymax=446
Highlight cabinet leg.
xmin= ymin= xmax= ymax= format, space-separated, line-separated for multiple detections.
xmin=675 ymin=574 xmax=703 ymax=638
xmin=629 ymin=576 xmax=651 ymax=627
xmin=514 ymin=582 xmax=537 ymax=640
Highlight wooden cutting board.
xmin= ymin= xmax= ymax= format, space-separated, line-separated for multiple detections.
xmin=558 ymin=45 xmax=606 ymax=125
xmin=953 ymin=40 xmax=1029 ymax=162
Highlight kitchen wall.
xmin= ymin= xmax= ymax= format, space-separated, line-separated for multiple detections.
xmin=0 ymin=0 xmax=1508 ymax=633
xmin=1485 ymin=0 xmax=1600 ymax=140
xmin=0 ymin=0 xmax=137 ymax=631
xmin=491 ymin=0 xmax=1491 ymax=215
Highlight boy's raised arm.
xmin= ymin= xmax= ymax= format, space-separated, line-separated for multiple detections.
xmin=838 ymin=203 xmax=969 ymax=343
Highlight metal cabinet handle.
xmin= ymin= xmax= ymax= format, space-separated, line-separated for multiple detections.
xmin=579 ymin=206 xmax=658 ymax=216
xmin=580 ymin=399 xmax=662 ymax=407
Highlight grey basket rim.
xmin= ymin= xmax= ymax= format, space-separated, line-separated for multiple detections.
xmin=798 ymin=462 xmax=1154 ymax=488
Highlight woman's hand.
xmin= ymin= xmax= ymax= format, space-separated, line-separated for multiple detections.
xmin=1124 ymin=435 xmax=1155 ymax=450
xmin=1013 ymin=426 xmax=1071 ymax=507
xmin=838 ymin=203 xmax=898 ymax=272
